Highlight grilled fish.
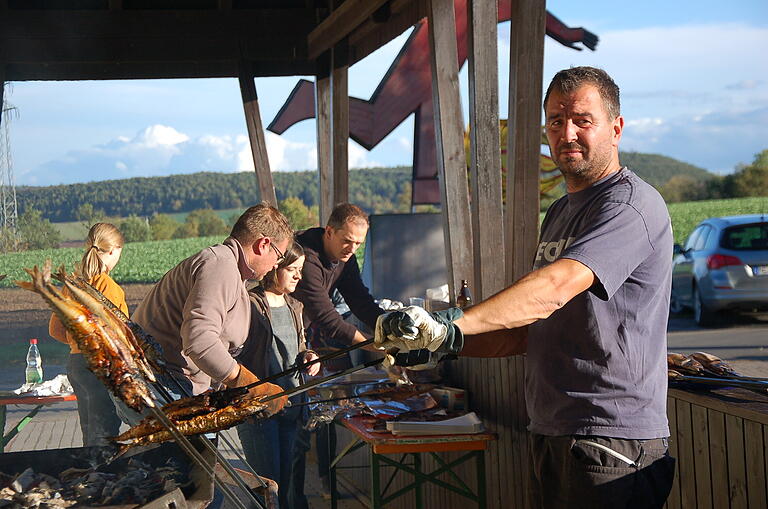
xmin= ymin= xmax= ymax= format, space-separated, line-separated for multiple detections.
xmin=17 ymin=262 xmax=155 ymax=411
xmin=667 ymin=352 xmax=704 ymax=376
xmin=115 ymin=394 xmax=267 ymax=449
xmin=690 ymin=351 xmax=740 ymax=377
xmin=53 ymin=268 xmax=166 ymax=375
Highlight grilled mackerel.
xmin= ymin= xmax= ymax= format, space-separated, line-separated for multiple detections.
xmin=16 ymin=262 xmax=155 ymax=411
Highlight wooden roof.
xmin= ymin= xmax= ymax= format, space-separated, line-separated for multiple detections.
xmin=0 ymin=0 xmax=425 ymax=81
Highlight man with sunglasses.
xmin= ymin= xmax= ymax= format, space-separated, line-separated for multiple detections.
xmin=132 ymin=203 xmax=294 ymax=416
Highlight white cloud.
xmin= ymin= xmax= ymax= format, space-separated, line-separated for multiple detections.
xmin=22 ymin=124 xmax=387 ymax=184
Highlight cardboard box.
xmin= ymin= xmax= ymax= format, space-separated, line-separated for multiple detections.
xmin=430 ymin=386 xmax=467 ymax=411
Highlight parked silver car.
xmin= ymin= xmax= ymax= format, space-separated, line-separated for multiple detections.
xmin=671 ymin=214 xmax=768 ymax=326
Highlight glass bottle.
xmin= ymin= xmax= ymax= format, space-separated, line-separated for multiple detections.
xmin=456 ymin=280 xmax=473 ymax=309
xmin=25 ymin=338 xmax=43 ymax=384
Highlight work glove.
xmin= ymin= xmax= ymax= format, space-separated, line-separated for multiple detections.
xmin=374 ymin=306 xmax=464 ymax=357
xmin=225 ymin=364 xmax=288 ymax=417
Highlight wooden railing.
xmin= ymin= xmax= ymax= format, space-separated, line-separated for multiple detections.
xmin=666 ymin=387 xmax=768 ymax=509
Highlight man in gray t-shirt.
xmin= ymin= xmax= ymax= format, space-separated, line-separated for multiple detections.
xmin=375 ymin=67 xmax=675 ymax=508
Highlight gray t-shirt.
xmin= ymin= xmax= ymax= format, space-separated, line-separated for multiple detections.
xmin=526 ymin=168 xmax=672 ymax=439
xmin=269 ymin=303 xmax=300 ymax=392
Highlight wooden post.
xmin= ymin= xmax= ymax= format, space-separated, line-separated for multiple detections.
xmin=331 ymin=40 xmax=350 ymax=206
xmin=315 ymin=53 xmax=333 ymax=225
xmin=467 ymin=0 xmax=504 ymax=301
xmin=428 ymin=0 xmax=474 ymax=301
xmin=238 ymin=61 xmax=277 ymax=207
xmin=505 ymin=0 xmax=546 ymax=507
xmin=506 ymin=0 xmax=545 ymax=283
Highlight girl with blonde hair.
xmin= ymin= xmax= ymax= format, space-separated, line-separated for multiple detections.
xmin=49 ymin=223 xmax=126 ymax=446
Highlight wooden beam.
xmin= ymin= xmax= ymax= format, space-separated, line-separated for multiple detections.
xmin=4 ymin=60 xmax=316 ymax=82
xmin=467 ymin=0 xmax=504 ymax=301
xmin=428 ymin=0 xmax=474 ymax=301
xmin=331 ymin=41 xmax=350 ymax=206
xmin=0 ymin=36 xmax=303 ymax=64
xmin=108 ymin=0 xmax=122 ymax=9
xmin=316 ymin=55 xmax=333 ymax=225
xmin=348 ymin=0 xmax=428 ymax=65
xmin=0 ymin=10 xmax=315 ymax=39
xmin=506 ymin=2 xmax=545 ymax=506
xmin=307 ymin=0 xmax=390 ymax=60
xmin=506 ymin=0 xmax=545 ymax=283
xmin=238 ymin=62 xmax=277 ymax=207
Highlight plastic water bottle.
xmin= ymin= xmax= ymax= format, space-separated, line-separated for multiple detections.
xmin=25 ymin=338 xmax=43 ymax=384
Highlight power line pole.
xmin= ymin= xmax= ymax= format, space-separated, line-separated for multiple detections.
xmin=0 ymin=82 xmax=21 ymax=252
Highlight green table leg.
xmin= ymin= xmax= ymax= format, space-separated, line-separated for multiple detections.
xmin=476 ymin=450 xmax=486 ymax=509
xmin=1 ymin=404 xmax=43 ymax=452
xmin=371 ymin=451 xmax=382 ymax=509
xmin=414 ymin=453 xmax=423 ymax=509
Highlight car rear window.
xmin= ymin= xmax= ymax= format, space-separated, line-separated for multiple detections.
xmin=720 ymin=222 xmax=768 ymax=251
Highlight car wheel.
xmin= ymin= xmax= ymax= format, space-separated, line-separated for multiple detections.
xmin=693 ymin=285 xmax=718 ymax=327
xmin=669 ymin=287 xmax=685 ymax=314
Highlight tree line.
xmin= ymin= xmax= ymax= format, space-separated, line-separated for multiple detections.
xmin=15 ymin=166 xmax=413 ymax=223
xmin=658 ymin=150 xmax=768 ymax=203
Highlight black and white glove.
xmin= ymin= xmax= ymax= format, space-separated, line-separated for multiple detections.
xmin=374 ymin=306 xmax=464 ymax=356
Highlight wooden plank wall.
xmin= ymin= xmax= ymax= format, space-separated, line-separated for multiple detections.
xmin=665 ymin=389 xmax=768 ymax=509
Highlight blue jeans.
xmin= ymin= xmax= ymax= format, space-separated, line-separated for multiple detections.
xmin=68 ymin=353 xmax=122 ymax=446
xmin=237 ymin=411 xmax=300 ymax=509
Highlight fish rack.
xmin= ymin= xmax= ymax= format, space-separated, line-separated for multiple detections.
xmin=138 ymin=342 xmax=383 ymax=509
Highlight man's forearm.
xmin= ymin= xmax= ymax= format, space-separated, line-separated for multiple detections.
xmin=455 ymin=258 xmax=595 ymax=336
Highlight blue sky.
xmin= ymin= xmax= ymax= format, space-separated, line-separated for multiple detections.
xmin=5 ymin=0 xmax=768 ymax=186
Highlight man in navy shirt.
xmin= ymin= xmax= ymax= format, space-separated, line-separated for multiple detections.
xmin=376 ymin=67 xmax=675 ymax=508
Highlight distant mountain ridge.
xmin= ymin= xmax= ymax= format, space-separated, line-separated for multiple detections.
xmin=620 ymin=151 xmax=715 ymax=187
xmin=15 ymin=152 xmax=712 ymax=222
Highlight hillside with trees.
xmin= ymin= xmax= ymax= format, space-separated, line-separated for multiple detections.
xmin=13 ymin=150 xmax=767 ymax=227
xmin=15 ymin=166 xmax=412 ymax=222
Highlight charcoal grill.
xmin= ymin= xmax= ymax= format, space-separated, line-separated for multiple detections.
xmin=0 ymin=442 xmax=214 ymax=509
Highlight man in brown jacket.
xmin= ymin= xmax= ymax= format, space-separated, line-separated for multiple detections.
xmin=132 ymin=203 xmax=293 ymax=415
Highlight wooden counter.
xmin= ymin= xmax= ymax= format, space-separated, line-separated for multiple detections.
xmin=666 ymin=386 xmax=768 ymax=509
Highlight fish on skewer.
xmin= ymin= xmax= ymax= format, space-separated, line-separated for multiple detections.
xmin=114 ymin=390 xmax=242 ymax=441
xmin=53 ymin=267 xmax=166 ymax=374
xmin=16 ymin=262 xmax=155 ymax=411
xmin=113 ymin=393 xmax=267 ymax=451
xmin=52 ymin=268 xmax=156 ymax=382
xmin=667 ymin=352 xmax=705 ymax=376
xmin=689 ymin=351 xmax=741 ymax=378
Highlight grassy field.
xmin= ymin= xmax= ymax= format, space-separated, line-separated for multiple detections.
xmin=4 ymin=196 xmax=766 ymax=288
xmin=1 ymin=236 xmax=225 ymax=287
xmin=667 ymin=197 xmax=768 ymax=245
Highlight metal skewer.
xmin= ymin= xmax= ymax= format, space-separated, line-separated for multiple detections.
xmin=242 ymin=339 xmax=375 ymax=390
xmin=671 ymin=374 xmax=768 ymax=391
xmin=152 ymin=377 xmax=269 ymax=507
xmin=147 ymin=406 xmax=252 ymax=509
xmin=257 ymin=358 xmax=385 ymax=402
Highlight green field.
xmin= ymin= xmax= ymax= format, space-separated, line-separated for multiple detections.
xmin=667 ymin=197 xmax=768 ymax=245
xmin=4 ymin=197 xmax=767 ymax=288
xmin=1 ymin=236 xmax=225 ymax=287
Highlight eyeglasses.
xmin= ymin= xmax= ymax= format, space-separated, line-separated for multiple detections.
xmin=269 ymin=241 xmax=285 ymax=264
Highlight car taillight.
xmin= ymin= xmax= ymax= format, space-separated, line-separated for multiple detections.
xmin=706 ymin=254 xmax=743 ymax=270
